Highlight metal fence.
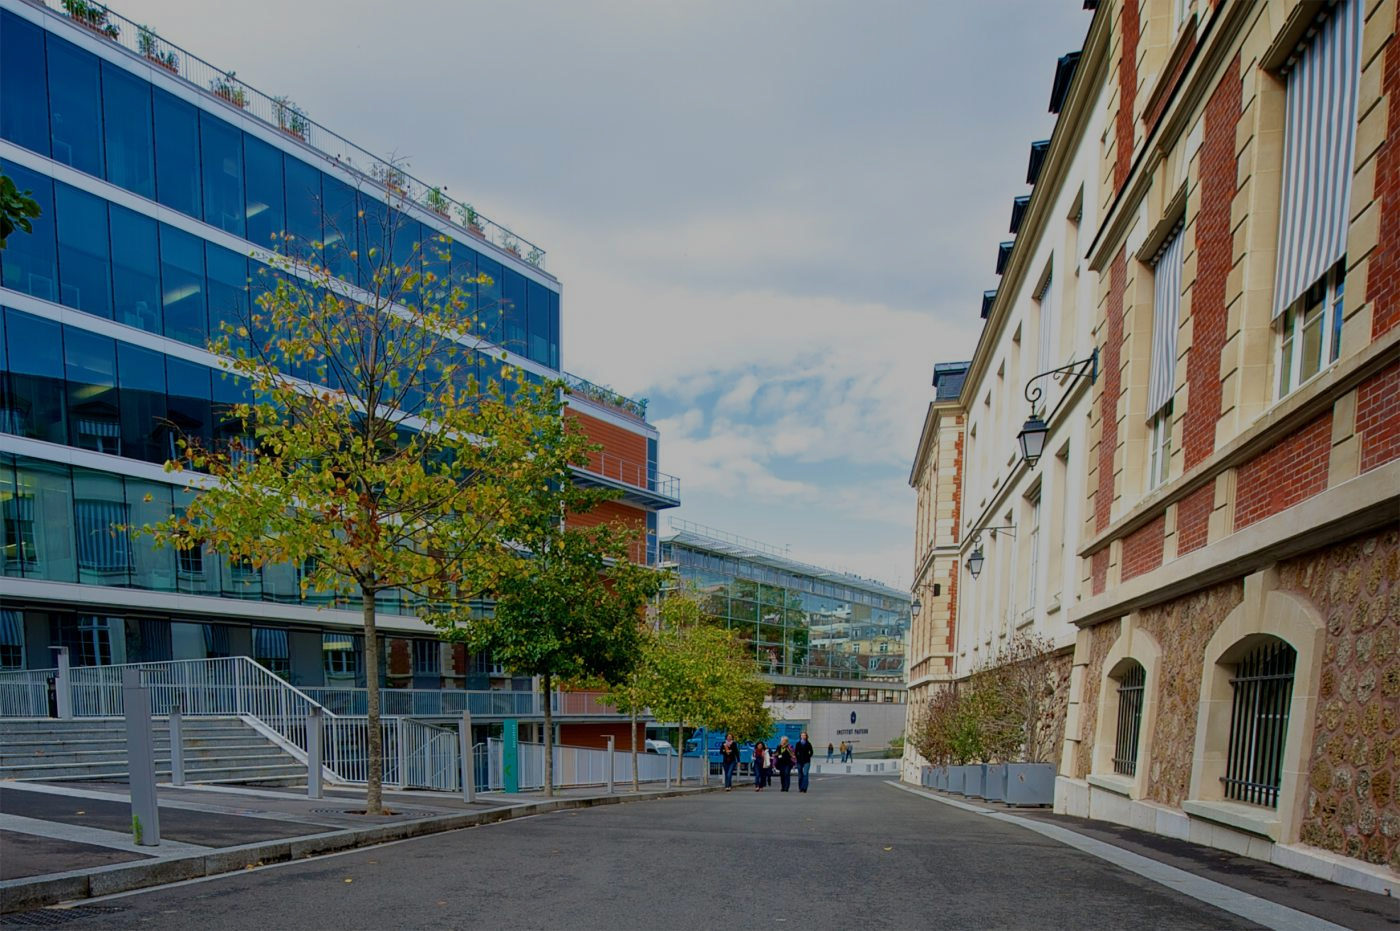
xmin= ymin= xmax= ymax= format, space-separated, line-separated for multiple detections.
xmin=304 ymin=687 xmax=539 ymax=718
xmin=1222 ymin=640 xmax=1296 ymax=808
xmin=0 ymin=669 xmax=51 ymax=717
xmin=1111 ymin=662 xmax=1146 ymax=777
xmin=485 ymin=739 xmax=691 ymax=790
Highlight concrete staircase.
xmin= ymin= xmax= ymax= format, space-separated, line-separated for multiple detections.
xmin=0 ymin=717 xmax=307 ymax=787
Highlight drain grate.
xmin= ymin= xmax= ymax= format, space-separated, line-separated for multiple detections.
xmin=1 ymin=906 xmax=127 ymax=928
xmin=308 ymin=807 xmax=433 ymax=818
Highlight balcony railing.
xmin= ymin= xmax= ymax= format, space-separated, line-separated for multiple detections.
xmin=28 ymin=0 xmax=549 ymax=273
xmin=564 ymin=373 xmax=648 ymax=422
xmin=576 ymin=449 xmax=680 ymax=501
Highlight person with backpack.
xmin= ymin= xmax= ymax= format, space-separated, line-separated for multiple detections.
xmin=720 ymin=734 xmax=740 ymax=791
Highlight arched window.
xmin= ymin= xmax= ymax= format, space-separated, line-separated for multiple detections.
xmin=1222 ymin=638 xmax=1297 ymax=807
xmin=1111 ymin=661 xmax=1146 ymax=776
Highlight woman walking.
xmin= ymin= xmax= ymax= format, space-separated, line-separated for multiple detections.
xmin=753 ymin=741 xmax=769 ymax=791
xmin=720 ymin=734 xmax=740 ymax=791
xmin=773 ymin=736 xmax=796 ymax=792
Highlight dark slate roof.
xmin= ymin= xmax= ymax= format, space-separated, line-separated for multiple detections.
xmin=1050 ymin=52 xmax=1082 ymax=114
xmin=1027 ymin=139 xmax=1051 ymax=184
xmin=932 ymin=362 xmax=970 ymax=401
xmin=996 ymin=241 xmax=1014 ymax=275
xmin=981 ymin=289 xmax=997 ymax=320
xmin=1009 ymin=195 xmax=1031 ymax=234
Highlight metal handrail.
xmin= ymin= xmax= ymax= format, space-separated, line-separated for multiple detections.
xmin=575 ymin=449 xmax=681 ymax=500
xmin=563 ymin=373 xmax=648 ymax=421
xmin=25 ymin=0 xmax=549 ymax=273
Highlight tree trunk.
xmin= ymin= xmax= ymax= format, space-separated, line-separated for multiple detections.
xmin=542 ymin=671 xmax=554 ymax=798
xmin=362 ymin=589 xmax=384 ymax=815
xmin=675 ymin=722 xmax=684 ymax=787
xmin=630 ymin=708 xmax=639 ymax=793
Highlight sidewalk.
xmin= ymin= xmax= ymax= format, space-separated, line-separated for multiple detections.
xmin=0 ymin=778 xmax=717 ymax=914
xmin=890 ymin=781 xmax=1399 ymax=931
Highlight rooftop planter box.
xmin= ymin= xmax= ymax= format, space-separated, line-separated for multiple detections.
xmin=210 ymin=73 xmax=247 ymax=108
xmin=964 ymin=763 xmax=986 ymax=799
xmin=63 ymin=0 xmax=119 ymax=39
xmin=274 ymin=96 xmax=310 ymax=142
xmin=138 ymin=26 xmax=178 ymax=73
xmin=1004 ymin=762 xmax=1055 ymax=806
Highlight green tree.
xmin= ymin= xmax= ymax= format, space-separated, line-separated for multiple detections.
xmin=440 ymin=488 xmax=663 ymax=797
xmin=1 ymin=174 xmax=42 ymax=249
xmin=147 ymin=210 xmax=568 ymax=814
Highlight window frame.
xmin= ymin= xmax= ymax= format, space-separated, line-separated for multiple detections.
xmin=1147 ymin=401 xmax=1172 ymax=491
xmin=1275 ymin=264 xmax=1344 ymax=399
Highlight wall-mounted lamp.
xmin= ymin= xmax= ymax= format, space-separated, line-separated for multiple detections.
xmin=965 ymin=525 xmax=1016 ymax=581
xmin=1019 ymin=348 xmax=1099 ymax=468
xmin=910 ymin=597 xmax=922 ymax=618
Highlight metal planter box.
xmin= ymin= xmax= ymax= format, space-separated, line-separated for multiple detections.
xmin=934 ymin=766 xmax=947 ymax=790
xmin=947 ymin=765 xmax=967 ymax=794
xmin=1004 ymin=763 xmax=1056 ymax=806
xmin=964 ymin=764 xmax=986 ymax=798
xmin=982 ymin=763 xmax=1007 ymax=802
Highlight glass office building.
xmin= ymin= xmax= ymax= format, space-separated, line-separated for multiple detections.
xmin=0 ymin=0 xmax=673 ymax=687
xmin=661 ymin=522 xmax=910 ymax=703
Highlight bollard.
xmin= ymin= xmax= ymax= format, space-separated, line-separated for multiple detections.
xmin=606 ymin=736 xmax=615 ymax=795
xmin=50 ymin=647 xmax=72 ymax=720
xmin=122 ymin=668 xmax=160 ymax=846
xmin=459 ymin=710 xmax=475 ymax=804
xmin=168 ymin=695 xmax=185 ymax=787
xmin=306 ymin=707 xmax=323 ymax=800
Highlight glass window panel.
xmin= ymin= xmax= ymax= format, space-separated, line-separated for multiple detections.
xmin=206 ymin=243 xmax=249 ymax=354
xmin=63 ymin=326 xmax=119 ymax=455
xmin=0 ymin=11 xmax=49 ymax=154
xmin=13 ymin=455 xmax=77 ymax=582
xmin=391 ymin=214 xmax=421 ymax=281
xmin=174 ymin=500 xmax=219 ymax=596
xmin=476 ymin=254 xmax=503 ymax=348
xmin=101 ymin=61 xmax=154 ymax=198
xmin=152 ymin=88 xmax=201 ymax=217
xmin=117 ymin=342 xmax=167 ymax=464
xmin=165 ymin=357 xmax=211 ymax=460
xmin=108 ymin=205 xmax=162 ymax=333
xmin=321 ymin=174 xmax=357 ymax=283
xmin=450 ymin=241 xmax=477 ymax=319
xmin=199 ymin=111 xmax=244 ymax=236
xmin=126 ymin=478 xmax=174 ymax=591
xmin=212 ymin=369 xmax=252 ymax=455
xmin=526 ymin=281 xmax=550 ymax=365
xmin=73 ymin=467 xmax=129 ymax=585
xmin=159 ymin=223 xmax=206 ymax=346
xmin=46 ymin=36 xmax=103 ymax=176
xmin=243 ymin=134 xmax=284 ymax=248
xmin=548 ymin=290 xmax=560 ymax=370
xmin=283 ymin=159 xmax=321 ymax=265
xmin=1300 ymin=301 xmax=1325 ymax=383
xmin=0 ymin=163 xmax=57 ymax=302
xmin=501 ymin=270 xmax=527 ymax=357
xmin=422 ymin=230 xmax=451 ymax=310
xmin=54 ymin=183 xmax=112 ymax=318
xmin=4 ymin=310 xmax=66 ymax=444
xmin=0 ymin=454 xmax=17 ymax=578
xmin=357 ymin=193 xmax=389 ymax=289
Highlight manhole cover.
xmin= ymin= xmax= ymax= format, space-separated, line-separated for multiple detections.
xmin=1 ymin=906 xmax=127 ymax=928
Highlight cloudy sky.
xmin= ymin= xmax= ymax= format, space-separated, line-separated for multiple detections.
xmin=114 ymin=0 xmax=1091 ymax=589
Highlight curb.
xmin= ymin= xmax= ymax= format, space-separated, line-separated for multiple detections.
xmin=0 ymin=786 xmax=718 ymax=914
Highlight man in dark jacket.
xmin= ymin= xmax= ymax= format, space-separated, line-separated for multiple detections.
xmin=795 ymin=731 xmax=815 ymax=793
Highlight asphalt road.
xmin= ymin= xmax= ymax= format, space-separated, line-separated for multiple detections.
xmin=52 ymin=777 xmax=1264 ymax=930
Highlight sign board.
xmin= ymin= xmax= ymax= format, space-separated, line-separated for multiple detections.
xmin=503 ymin=718 xmax=519 ymax=793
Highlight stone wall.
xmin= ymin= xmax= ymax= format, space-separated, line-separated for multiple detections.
xmin=1280 ymin=528 xmax=1400 ymax=870
xmin=1073 ymin=623 xmax=1118 ymax=779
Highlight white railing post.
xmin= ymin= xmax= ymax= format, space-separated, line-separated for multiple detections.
xmin=459 ymin=710 xmax=475 ymax=804
xmin=50 ymin=647 xmax=72 ymax=720
xmin=169 ymin=695 xmax=185 ymax=787
xmin=397 ymin=717 xmax=408 ymax=789
xmin=606 ymin=736 xmax=615 ymax=795
xmin=122 ymin=669 xmax=161 ymax=846
xmin=235 ymin=659 xmax=245 ymax=716
xmin=307 ymin=707 xmax=323 ymax=799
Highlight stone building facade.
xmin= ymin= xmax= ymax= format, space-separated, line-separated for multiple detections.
xmin=906 ymin=0 xmax=1399 ymax=894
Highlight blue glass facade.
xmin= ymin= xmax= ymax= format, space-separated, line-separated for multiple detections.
xmin=0 ymin=1 xmax=588 ymax=683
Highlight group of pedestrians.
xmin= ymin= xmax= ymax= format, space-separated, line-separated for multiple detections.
xmin=718 ymin=732 xmax=815 ymax=793
xmin=824 ymin=741 xmax=854 ymax=762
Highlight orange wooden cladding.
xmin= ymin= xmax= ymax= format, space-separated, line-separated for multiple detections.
xmin=566 ymin=408 xmax=648 ymax=472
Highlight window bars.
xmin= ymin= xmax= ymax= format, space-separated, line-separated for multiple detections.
xmin=1222 ymin=640 xmax=1297 ymax=807
xmin=1112 ymin=662 xmax=1146 ymax=777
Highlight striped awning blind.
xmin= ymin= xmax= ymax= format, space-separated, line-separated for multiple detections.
xmin=1148 ymin=225 xmax=1185 ymax=417
xmin=75 ymin=500 xmax=130 ymax=571
xmin=1036 ymin=275 xmax=1055 ymax=375
xmin=0 ymin=609 xmax=23 ymax=646
xmin=322 ymin=631 xmax=354 ymax=652
xmin=1272 ymin=0 xmax=1362 ymax=319
xmin=77 ymin=419 xmax=120 ymax=438
xmin=253 ymin=627 xmax=288 ymax=658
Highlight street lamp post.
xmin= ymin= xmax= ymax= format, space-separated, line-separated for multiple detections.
xmin=1019 ymin=348 xmax=1099 ymax=468
xmin=964 ymin=526 xmax=1015 ymax=582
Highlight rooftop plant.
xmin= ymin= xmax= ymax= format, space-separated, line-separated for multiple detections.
xmin=273 ymin=96 xmax=310 ymax=139
xmin=62 ymin=0 xmax=119 ymax=38
xmin=210 ymin=72 xmax=247 ymax=107
xmin=137 ymin=26 xmax=179 ymax=73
